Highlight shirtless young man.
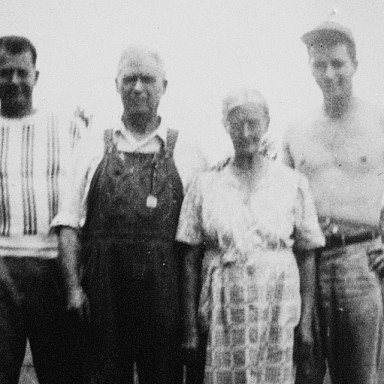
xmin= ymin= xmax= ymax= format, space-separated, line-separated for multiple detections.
xmin=282 ymin=21 xmax=384 ymax=384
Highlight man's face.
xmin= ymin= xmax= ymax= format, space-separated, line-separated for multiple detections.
xmin=227 ymin=104 xmax=269 ymax=156
xmin=0 ymin=50 xmax=38 ymax=115
xmin=309 ymin=43 xmax=357 ymax=99
xmin=116 ymin=52 xmax=166 ymax=119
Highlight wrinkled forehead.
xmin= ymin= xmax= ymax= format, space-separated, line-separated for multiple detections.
xmin=117 ymin=47 xmax=165 ymax=79
xmin=228 ymin=103 xmax=268 ymax=120
xmin=309 ymin=42 xmax=350 ymax=59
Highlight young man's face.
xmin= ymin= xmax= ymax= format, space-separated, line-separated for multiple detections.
xmin=309 ymin=43 xmax=357 ymax=100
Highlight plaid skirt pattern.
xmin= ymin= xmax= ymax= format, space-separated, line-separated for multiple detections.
xmin=200 ymin=248 xmax=301 ymax=384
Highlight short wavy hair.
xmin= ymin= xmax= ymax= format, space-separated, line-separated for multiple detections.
xmin=0 ymin=35 xmax=37 ymax=65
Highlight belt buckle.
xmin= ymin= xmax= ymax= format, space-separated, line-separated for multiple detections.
xmin=369 ymin=229 xmax=378 ymax=241
xmin=340 ymin=233 xmax=346 ymax=246
xmin=324 ymin=224 xmax=343 ymax=249
xmin=330 ymin=224 xmax=342 ymax=245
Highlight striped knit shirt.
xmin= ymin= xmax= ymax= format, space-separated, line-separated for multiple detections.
xmin=0 ymin=109 xmax=83 ymax=258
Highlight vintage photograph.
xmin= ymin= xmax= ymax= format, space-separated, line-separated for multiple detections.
xmin=1 ymin=1 xmax=384 ymax=383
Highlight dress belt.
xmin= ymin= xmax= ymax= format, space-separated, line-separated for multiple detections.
xmin=324 ymin=229 xmax=379 ymax=249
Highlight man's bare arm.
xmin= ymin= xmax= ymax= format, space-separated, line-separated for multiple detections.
xmin=181 ymin=243 xmax=203 ymax=355
xmin=294 ymin=248 xmax=316 ymax=362
xmin=58 ymin=226 xmax=90 ymax=320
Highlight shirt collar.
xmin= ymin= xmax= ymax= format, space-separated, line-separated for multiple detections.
xmin=113 ymin=119 xmax=167 ymax=147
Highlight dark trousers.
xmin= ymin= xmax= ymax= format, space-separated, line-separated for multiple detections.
xmin=81 ymin=241 xmax=183 ymax=384
xmin=318 ymin=241 xmax=383 ymax=384
xmin=0 ymin=257 xmax=81 ymax=384
xmin=185 ymin=333 xmax=207 ymax=384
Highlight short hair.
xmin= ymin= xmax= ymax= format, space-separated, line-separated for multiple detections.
xmin=117 ymin=45 xmax=166 ymax=79
xmin=0 ymin=35 xmax=37 ymax=66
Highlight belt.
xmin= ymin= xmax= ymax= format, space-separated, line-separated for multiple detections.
xmin=324 ymin=229 xmax=379 ymax=249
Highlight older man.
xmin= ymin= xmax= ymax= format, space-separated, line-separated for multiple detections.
xmin=282 ymin=21 xmax=384 ymax=384
xmin=53 ymin=45 xmax=207 ymax=384
xmin=0 ymin=35 xmax=84 ymax=384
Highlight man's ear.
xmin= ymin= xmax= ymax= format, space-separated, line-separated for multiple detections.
xmin=34 ymin=70 xmax=40 ymax=85
xmin=162 ymin=79 xmax=168 ymax=94
xmin=223 ymin=119 xmax=230 ymax=134
xmin=115 ymin=78 xmax=120 ymax=93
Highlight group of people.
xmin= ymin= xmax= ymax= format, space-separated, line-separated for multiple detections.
xmin=0 ymin=19 xmax=383 ymax=384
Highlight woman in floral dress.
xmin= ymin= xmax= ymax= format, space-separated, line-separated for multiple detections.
xmin=177 ymin=88 xmax=325 ymax=384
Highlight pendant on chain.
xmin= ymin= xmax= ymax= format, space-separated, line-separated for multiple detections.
xmin=146 ymin=194 xmax=158 ymax=208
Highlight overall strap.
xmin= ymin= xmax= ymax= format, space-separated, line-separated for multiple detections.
xmin=103 ymin=129 xmax=114 ymax=154
xmin=165 ymin=128 xmax=179 ymax=158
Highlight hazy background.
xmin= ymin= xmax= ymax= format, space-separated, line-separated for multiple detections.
xmin=2 ymin=0 xmax=384 ymax=163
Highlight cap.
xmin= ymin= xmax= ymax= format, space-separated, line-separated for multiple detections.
xmin=301 ymin=20 xmax=355 ymax=47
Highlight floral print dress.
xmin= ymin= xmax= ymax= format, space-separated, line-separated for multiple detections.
xmin=176 ymin=160 xmax=324 ymax=384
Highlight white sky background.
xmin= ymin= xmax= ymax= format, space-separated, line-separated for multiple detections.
xmin=1 ymin=0 xmax=384 ymax=163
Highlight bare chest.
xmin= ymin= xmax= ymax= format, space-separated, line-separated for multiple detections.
xmin=293 ymin=124 xmax=384 ymax=176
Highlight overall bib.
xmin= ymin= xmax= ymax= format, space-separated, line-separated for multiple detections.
xmin=81 ymin=129 xmax=183 ymax=384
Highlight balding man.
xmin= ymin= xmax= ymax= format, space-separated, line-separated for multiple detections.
xmin=53 ymin=46 xmax=207 ymax=384
xmin=282 ymin=21 xmax=384 ymax=384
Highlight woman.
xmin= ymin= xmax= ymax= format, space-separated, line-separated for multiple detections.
xmin=177 ymin=88 xmax=325 ymax=384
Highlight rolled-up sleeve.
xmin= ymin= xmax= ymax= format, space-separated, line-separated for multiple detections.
xmin=294 ymin=174 xmax=325 ymax=250
xmin=173 ymin=135 xmax=208 ymax=193
xmin=51 ymin=132 xmax=103 ymax=230
xmin=176 ymin=174 xmax=204 ymax=246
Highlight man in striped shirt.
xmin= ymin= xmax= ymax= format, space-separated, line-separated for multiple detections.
xmin=0 ymin=35 xmax=84 ymax=384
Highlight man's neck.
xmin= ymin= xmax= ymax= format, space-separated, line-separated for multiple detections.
xmin=324 ymin=92 xmax=355 ymax=119
xmin=121 ymin=113 xmax=161 ymax=141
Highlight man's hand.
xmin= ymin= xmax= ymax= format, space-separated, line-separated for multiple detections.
xmin=294 ymin=319 xmax=314 ymax=378
xmin=67 ymin=287 xmax=91 ymax=323
xmin=295 ymin=319 xmax=314 ymax=361
xmin=367 ymin=246 xmax=384 ymax=276
xmin=181 ymin=326 xmax=199 ymax=364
